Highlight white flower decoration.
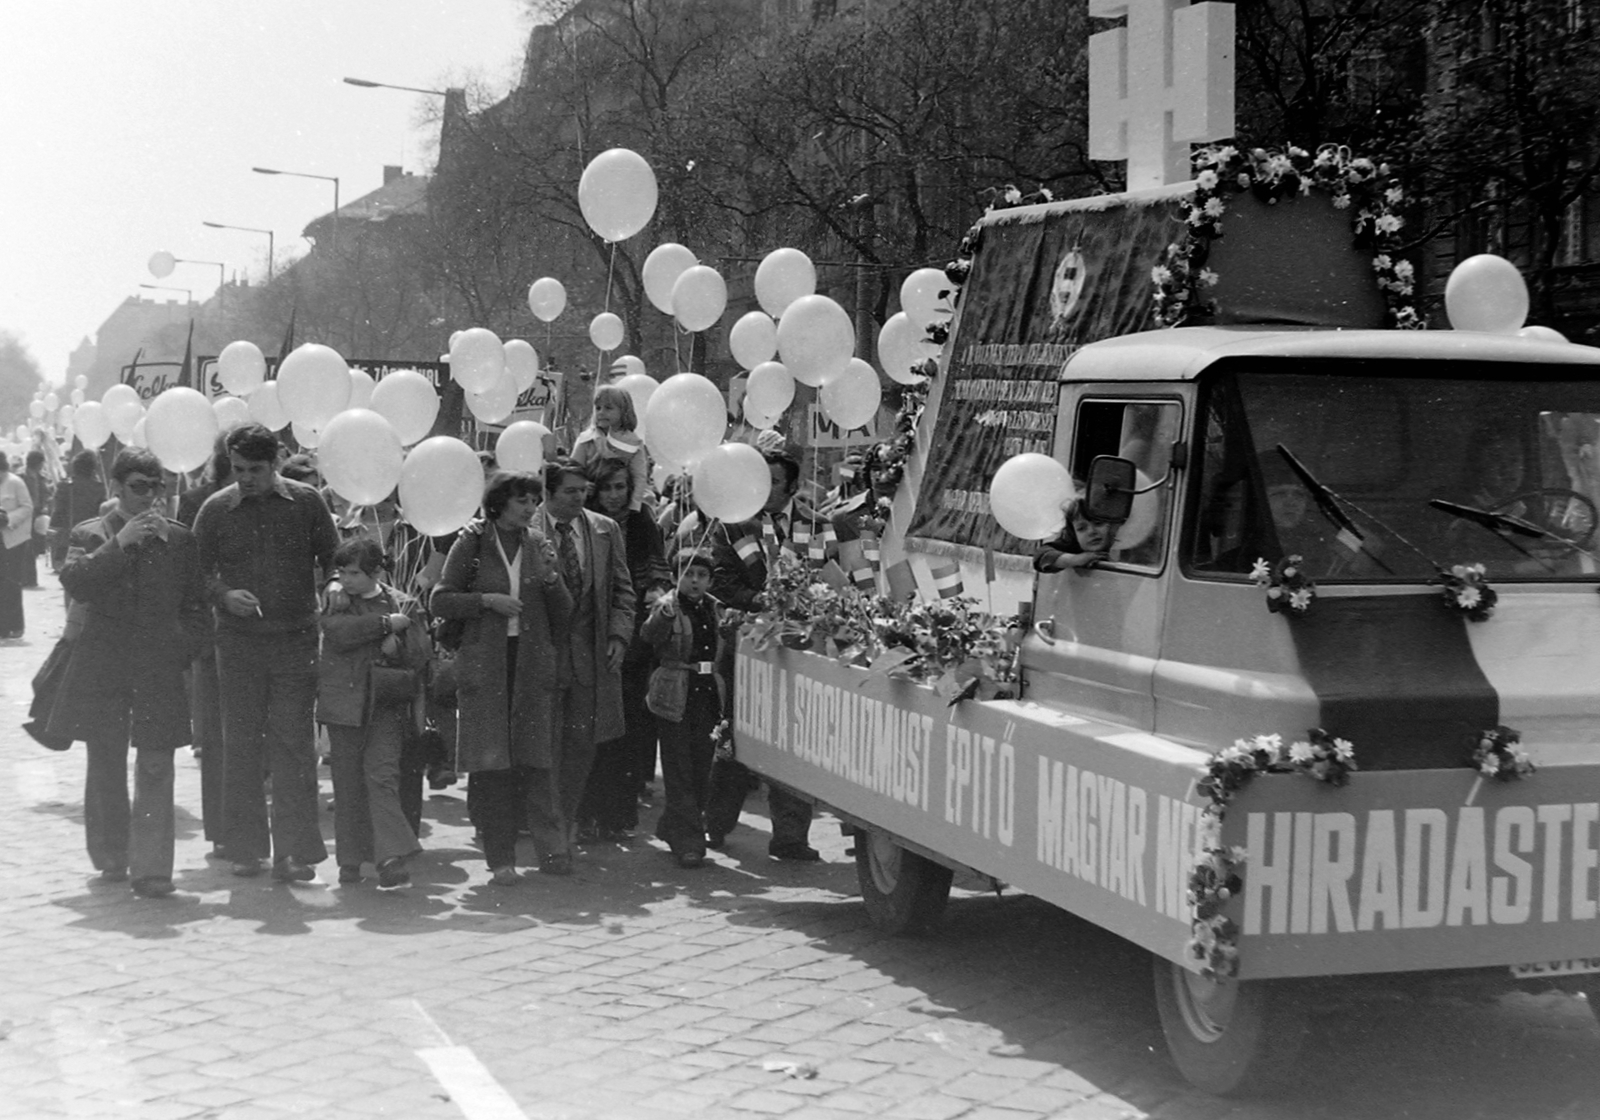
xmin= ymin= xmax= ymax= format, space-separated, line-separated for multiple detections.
xmin=1151 ymin=265 xmax=1172 ymax=284
xmin=1332 ymin=194 xmax=1352 ymax=209
xmin=1376 ymin=213 xmax=1404 ymax=233
xmin=1289 ymin=740 xmax=1316 ymax=764
xmin=1457 ymin=586 xmax=1482 ymax=609
xmin=1394 ymin=260 xmax=1415 ymax=279
xmin=1196 ymin=169 xmax=1219 ymax=190
xmin=1198 ymin=268 xmax=1220 ymax=287
xmin=1289 ymin=588 xmax=1313 ymax=611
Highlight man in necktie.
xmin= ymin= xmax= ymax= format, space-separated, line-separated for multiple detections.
xmin=705 ymin=448 xmax=820 ymax=861
xmin=530 ymin=461 xmax=635 ymax=874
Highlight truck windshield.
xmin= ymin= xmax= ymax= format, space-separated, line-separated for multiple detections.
xmin=1186 ymin=363 xmax=1600 ymax=582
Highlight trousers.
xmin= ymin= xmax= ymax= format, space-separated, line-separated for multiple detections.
xmin=525 ymin=684 xmax=598 ymax=859
xmin=655 ymin=687 xmax=718 ymax=854
xmin=191 ymin=647 xmax=225 ymax=846
xmin=215 ymin=629 xmax=327 ymax=865
xmin=469 ymin=767 xmax=531 ymax=870
xmin=705 ymin=759 xmax=813 ymax=847
xmin=84 ymin=738 xmax=175 ymax=882
xmin=327 ymin=704 xmax=419 ymax=867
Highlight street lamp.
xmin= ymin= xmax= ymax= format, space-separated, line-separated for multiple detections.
xmin=147 ymin=253 xmax=226 ymax=305
xmin=343 ymin=76 xmax=450 ymax=97
xmin=252 ymin=166 xmax=341 ymax=250
xmin=202 ymin=221 xmax=275 ymax=282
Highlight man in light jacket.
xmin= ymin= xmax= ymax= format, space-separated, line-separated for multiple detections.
xmin=0 ymin=453 xmax=34 ymax=640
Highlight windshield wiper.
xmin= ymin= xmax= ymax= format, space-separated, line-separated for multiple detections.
xmin=1428 ymin=498 xmax=1595 ymax=568
xmin=1274 ymin=444 xmax=1407 ymax=576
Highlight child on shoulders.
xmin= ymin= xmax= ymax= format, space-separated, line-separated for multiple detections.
xmin=571 ymin=384 xmax=649 ymax=513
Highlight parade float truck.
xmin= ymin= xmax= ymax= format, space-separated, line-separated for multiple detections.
xmin=732 ymin=171 xmax=1600 ymax=1094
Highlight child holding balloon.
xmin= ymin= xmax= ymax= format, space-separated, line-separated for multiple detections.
xmin=571 ymin=385 xmax=648 ymax=513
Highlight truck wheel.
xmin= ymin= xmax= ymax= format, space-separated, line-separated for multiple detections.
xmin=854 ymin=829 xmax=953 ymax=935
xmin=1151 ymin=956 xmax=1305 ymax=1096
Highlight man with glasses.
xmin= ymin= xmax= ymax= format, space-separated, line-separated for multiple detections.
xmin=44 ymin=449 xmax=208 ymax=897
xmin=194 ymin=423 xmax=340 ymax=882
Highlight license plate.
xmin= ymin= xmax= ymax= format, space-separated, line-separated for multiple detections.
xmin=1510 ymin=957 xmax=1600 ymax=979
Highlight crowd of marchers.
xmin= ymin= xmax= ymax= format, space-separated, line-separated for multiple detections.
xmin=20 ymin=383 xmax=887 ymax=898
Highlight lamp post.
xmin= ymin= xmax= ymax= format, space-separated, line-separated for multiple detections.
xmin=139 ymin=282 xmax=194 ymax=302
xmin=147 ymin=253 xmax=226 ymax=305
xmin=202 ymin=221 xmax=275 ymax=282
xmin=343 ymin=76 xmax=450 ymax=97
xmin=252 ymin=166 xmax=341 ymax=250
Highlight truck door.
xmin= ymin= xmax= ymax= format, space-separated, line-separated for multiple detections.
xmin=1022 ymin=390 xmax=1184 ymax=729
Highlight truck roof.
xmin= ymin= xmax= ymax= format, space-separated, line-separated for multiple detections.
xmin=1061 ymin=326 xmax=1600 ymax=382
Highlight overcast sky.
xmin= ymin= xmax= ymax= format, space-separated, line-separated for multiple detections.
xmin=0 ymin=1 xmax=530 ymax=383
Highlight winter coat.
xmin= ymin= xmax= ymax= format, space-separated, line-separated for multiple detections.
xmin=537 ymin=506 xmax=636 ymax=743
xmin=431 ymin=521 xmax=574 ymax=771
xmin=317 ymin=583 xmax=430 ymax=728
xmin=46 ymin=511 xmax=209 ymax=749
xmin=641 ymin=590 xmax=726 ymax=723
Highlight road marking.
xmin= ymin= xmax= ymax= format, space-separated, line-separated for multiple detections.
xmin=13 ymin=759 xmax=63 ymax=804
xmin=395 ymin=999 xmax=529 ymax=1120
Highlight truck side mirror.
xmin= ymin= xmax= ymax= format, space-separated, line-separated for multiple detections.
xmin=1084 ymin=456 xmax=1137 ymax=524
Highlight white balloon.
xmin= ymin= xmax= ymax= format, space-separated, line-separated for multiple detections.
xmin=369 ymin=369 xmax=440 ymax=446
xmin=130 ymin=416 xmax=148 ymax=449
xmin=148 ymin=251 xmax=176 ymax=279
xmin=74 ymin=374 xmax=88 ymax=390
xmin=504 ymin=339 xmax=541 ymax=393
xmin=145 ymin=387 xmax=220 ymax=473
xmin=450 ymin=327 xmax=506 ymax=394
xmin=28 ymin=401 xmax=43 ymax=419
xmin=877 ymin=312 xmax=936 ymax=384
xmin=777 ymin=294 xmax=854 ymax=387
xmin=671 ymin=265 xmax=727 ymax=333
xmin=755 ymin=248 xmax=817 ymax=318
xmin=213 ymin=396 xmax=251 ymax=431
xmin=610 ymin=355 xmax=646 ymax=381
xmin=42 ymin=392 xmax=58 ymax=412
xmin=589 ymin=312 xmax=625 ymax=352
xmin=400 ymin=437 xmax=486 ymax=536
xmin=742 ymin=396 xmax=779 ymax=431
xmin=218 ymin=340 xmax=267 ymax=397
xmin=643 ymin=243 xmax=698 ymax=314
xmin=277 ymin=343 xmax=352 ymax=429
xmin=692 ymin=442 xmax=772 ymax=523
xmin=73 ymin=400 xmax=111 ymax=449
xmin=320 ymin=409 xmax=404 ymax=506
xmin=578 ymin=148 xmax=659 ymax=242
xmin=466 ymin=367 xmax=518 ymax=425
xmin=449 ymin=330 xmax=463 ymax=349
xmin=248 ymin=380 xmax=290 ymax=431
xmin=1445 ymin=254 xmax=1528 ymax=334
xmin=745 ymin=361 xmax=795 ymax=417
xmin=347 ymin=368 xmax=376 ymax=410
xmin=102 ymin=383 xmax=143 ymax=440
xmin=819 ymin=358 xmax=881 ymax=431
xmin=57 ymin=404 xmax=74 ymax=429
xmin=728 ymin=311 xmax=778 ymax=370
xmin=644 ymin=373 xmax=727 ymax=470
xmin=495 ymin=420 xmax=551 ymax=473
xmin=528 ymin=277 xmax=566 ymax=322
xmin=71 ymin=388 xmax=85 ymax=406
xmin=901 ymin=267 xmax=955 ymax=329
xmin=989 ymin=453 xmax=1075 ymax=540
xmin=291 ymin=420 xmax=321 ymax=449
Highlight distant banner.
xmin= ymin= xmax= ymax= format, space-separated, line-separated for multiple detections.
xmin=191 ymin=357 xmax=453 ymax=402
xmin=907 ymin=197 xmax=1178 ymax=555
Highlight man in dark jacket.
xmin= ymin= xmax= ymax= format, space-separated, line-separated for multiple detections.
xmin=47 ymin=448 xmax=209 ymax=897
xmin=704 ymin=448 xmax=820 ymax=861
xmin=52 ymin=450 xmax=106 ymax=570
xmin=193 ymin=423 xmax=340 ymax=882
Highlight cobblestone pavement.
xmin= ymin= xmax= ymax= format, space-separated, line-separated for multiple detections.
xmin=3 ymin=578 xmax=1599 ymax=1120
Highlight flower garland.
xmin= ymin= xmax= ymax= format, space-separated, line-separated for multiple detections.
xmin=1251 ymin=555 xmax=1316 ymax=616
xmin=1441 ymin=563 xmax=1497 ymax=621
xmin=1189 ymin=730 xmax=1358 ymax=979
xmin=1470 ymin=725 xmax=1534 ymax=780
xmin=1153 ymin=144 xmax=1420 ymax=331
xmin=743 ymin=551 xmax=1020 ymax=698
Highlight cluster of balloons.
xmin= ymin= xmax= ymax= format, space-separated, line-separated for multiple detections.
xmin=1445 ymin=254 xmax=1568 ymax=341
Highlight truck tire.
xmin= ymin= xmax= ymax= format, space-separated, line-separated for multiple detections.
xmin=1151 ymin=956 xmax=1306 ymax=1096
xmin=854 ymin=829 xmax=953 ymax=935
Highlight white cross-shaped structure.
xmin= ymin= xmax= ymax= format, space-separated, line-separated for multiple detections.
xmin=1088 ymin=0 xmax=1236 ymax=190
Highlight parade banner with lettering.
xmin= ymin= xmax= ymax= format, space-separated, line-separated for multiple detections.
xmin=735 ymin=643 xmax=1600 ymax=981
xmin=906 ymin=197 xmax=1179 ymax=558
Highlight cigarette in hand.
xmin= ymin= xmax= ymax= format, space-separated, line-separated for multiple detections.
xmin=253 ymin=604 xmax=264 ymax=618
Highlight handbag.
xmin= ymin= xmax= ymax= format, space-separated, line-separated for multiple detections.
xmin=23 ymin=637 xmax=73 ymax=750
xmin=369 ymin=663 xmax=417 ymax=705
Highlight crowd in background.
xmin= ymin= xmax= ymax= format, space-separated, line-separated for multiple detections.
xmin=19 ymin=389 xmax=882 ymax=898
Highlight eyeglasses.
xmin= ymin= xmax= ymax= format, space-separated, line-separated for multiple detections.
xmin=124 ymin=479 xmax=166 ymax=496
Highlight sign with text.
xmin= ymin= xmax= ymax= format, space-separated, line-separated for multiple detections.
xmin=735 ymin=642 xmax=1600 ymax=980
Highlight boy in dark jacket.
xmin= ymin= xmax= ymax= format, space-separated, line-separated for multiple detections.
xmin=318 ymin=538 xmax=429 ymax=887
xmin=642 ymin=548 xmax=725 ymax=869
